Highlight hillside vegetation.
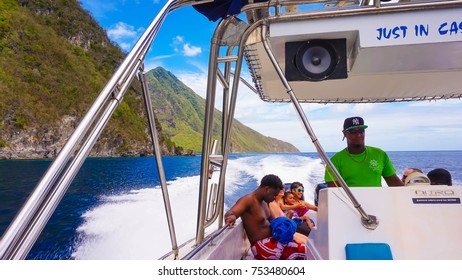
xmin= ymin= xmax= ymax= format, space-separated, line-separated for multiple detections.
xmin=0 ymin=0 xmax=156 ymax=158
xmin=0 ymin=0 xmax=298 ymax=159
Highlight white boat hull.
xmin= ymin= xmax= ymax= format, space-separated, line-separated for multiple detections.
xmin=307 ymin=185 xmax=462 ymax=259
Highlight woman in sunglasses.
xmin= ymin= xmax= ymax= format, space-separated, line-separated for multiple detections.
xmin=289 ymin=182 xmax=318 ymax=217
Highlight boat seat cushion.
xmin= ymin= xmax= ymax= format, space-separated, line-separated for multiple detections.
xmin=345 ymin=243 xmax=393 ymax=260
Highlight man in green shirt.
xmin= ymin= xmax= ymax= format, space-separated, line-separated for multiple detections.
xmin=324 ymin=116 xmax=404 ymax=187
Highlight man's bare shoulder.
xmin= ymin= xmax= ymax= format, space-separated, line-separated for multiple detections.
xmin=227 ymin=191 xmax=259 ymax=216
xmin=236 ymin=192 xmax=257 ymax=205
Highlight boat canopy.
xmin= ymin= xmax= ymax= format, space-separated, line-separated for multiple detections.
xmin=193 ymin=0 xmax=268 ymax=22
xmin=237 ymin=1 xmax=462 ymax=103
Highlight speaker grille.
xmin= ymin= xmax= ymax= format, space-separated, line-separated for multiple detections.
xmin=286 ymin=39 xmax=347 ymax=81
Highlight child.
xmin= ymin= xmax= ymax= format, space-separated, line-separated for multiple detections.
xmin=283 ymin=192 xmax=315 ymax=230
xmin=269 ymin=189 xmax=308 ymax=244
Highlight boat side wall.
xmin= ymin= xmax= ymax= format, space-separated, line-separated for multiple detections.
xmin=307 ymin=185 xmax=462 ymax=260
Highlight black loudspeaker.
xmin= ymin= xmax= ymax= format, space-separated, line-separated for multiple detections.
xmin=285 ymin=39 xmax=347 ymax=81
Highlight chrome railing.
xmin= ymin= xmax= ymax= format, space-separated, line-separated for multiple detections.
xmin=0 ymin=0 xmax=201 ymax=260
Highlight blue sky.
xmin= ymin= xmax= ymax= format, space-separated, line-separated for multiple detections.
xmin=79 ymin=0 xmax=462 ymax=152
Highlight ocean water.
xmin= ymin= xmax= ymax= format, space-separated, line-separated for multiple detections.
xmin=0 ymin=151 xmax=461 ymax=259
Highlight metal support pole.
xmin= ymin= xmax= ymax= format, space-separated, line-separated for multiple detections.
xmin=139 ymin=70 xmax=179 ymax=259
xmin=216 ymin=47 xmax=235 ymax=229
xmin=196 ymin=24 xmax=221 ymax=244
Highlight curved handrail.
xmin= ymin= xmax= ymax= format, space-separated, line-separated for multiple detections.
xmin=0 ymin=0 xmax=205 ymax=260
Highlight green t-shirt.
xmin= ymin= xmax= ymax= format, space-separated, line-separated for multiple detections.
xmin=324 ymin=146 xmax=396 ymax=187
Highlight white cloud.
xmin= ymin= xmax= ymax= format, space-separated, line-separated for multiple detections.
xmin=107 ymin=22 xmax=138 ymax=41
xmin=176 ymin=71 xmax=208 ymax=98
xmin=105 ymin=22 xmax=144 ymax=52
xmin=171 ymin=36 xmax=184 ymax=53
xmin=183 ymin=43 xmax=202 ymax=57
xmin=172 ymin=35 xmax=184 ymax=45
xmin=171 ymin=36 xmax=202 ymax=57
xmin=118 ymin=42 xmax=132 ymax=52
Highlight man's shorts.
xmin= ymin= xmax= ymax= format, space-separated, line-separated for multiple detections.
xmin=251 ymin=237 xmax=306 ymax=260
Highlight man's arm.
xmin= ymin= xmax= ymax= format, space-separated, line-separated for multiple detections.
xmin=224 ymin=196 xmax=249 ymax=227
xmin=384 ymin=174 xmax=404 ymax=187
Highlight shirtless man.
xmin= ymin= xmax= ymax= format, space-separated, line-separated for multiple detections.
xmin=224 ymin=174 xmax=306 ymax=260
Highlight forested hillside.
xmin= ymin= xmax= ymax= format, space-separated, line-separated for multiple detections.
xmin=0 ymin=0 xmax=177 ymax=158
xmin=0 ymin=0 xmax=298 ymax=159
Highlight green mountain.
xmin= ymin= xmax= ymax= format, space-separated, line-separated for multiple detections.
xmin=146 ymin=67 xmax=299 ymax=153
xmin=0 ymin=0 xmax=154 ymax=158
xmin=0 ymin=0 xmax=298 ymax=159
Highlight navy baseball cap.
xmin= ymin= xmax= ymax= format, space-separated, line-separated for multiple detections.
xmin=343 ymin=117 xmax=368 ymax=131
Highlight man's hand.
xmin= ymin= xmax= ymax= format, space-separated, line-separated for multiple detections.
xmin=224 ymin=213 xmax=236 ymax=227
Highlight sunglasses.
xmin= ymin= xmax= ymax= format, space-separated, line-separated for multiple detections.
xmin=294 ymin=188 xmax=304 ymax=193
xmin=346 ymin=129 xmax=365 ymax=135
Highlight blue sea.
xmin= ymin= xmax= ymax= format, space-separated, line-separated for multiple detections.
xmin=0 ymin=151 xmax=461 ymax=260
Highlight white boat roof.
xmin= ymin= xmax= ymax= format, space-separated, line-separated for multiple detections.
xmin=244 ymin=1 xmax=462 ymax=103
